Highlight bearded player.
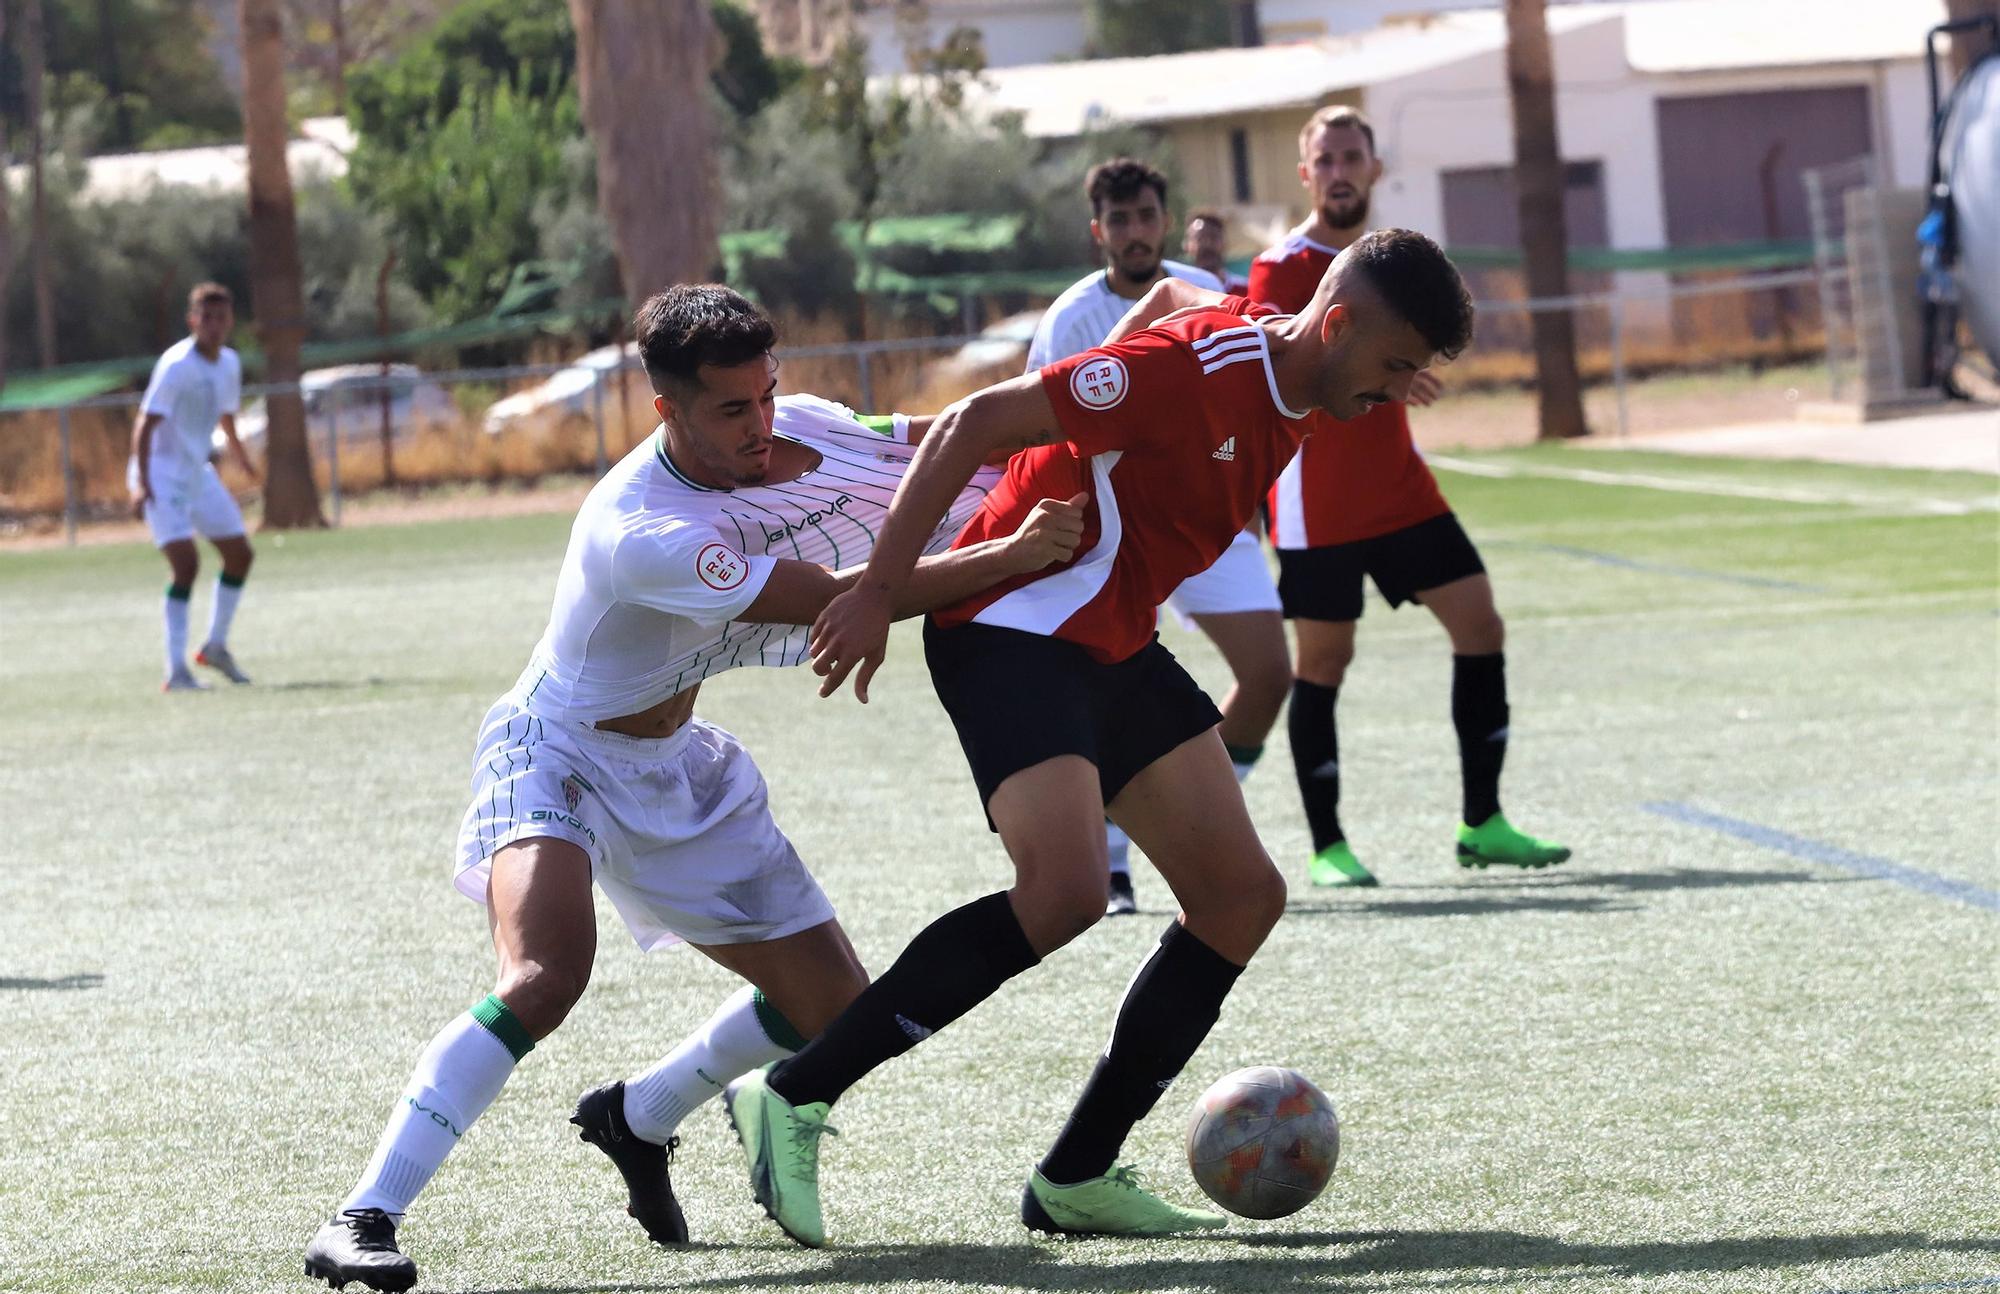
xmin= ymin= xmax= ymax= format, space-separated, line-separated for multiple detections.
xmin=1251 ymin=105 xmax=1569 ymax=886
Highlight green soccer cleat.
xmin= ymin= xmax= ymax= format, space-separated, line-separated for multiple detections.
xmin=1456 ymin=813 xmax=1572 ymax=870
xmin=1307 ymin=841 xmax=1377 ymax=888
xmin=724 ymin=1066 xmax=835 ymax=1249
xmin=1022 ymin=1165 xmax=1226 ymax=1237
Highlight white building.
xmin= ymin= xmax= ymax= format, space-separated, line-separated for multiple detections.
xmin=906 ymin=0 xmax=1940 ymax=282
xmin=862 ymin=0 xmax=1638 ymax=76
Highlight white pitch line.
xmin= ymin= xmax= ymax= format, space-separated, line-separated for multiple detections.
xmin=1428 ymin=454 xmax=1999 ymax=515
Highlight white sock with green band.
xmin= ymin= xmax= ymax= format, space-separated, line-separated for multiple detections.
xmin=164 ymin=583 xmax=191 ymax=674
xmin=623 ymin=986 xmax=807 ymax=1144
xmin=341 ymin=996 xmax=532 ymax=1216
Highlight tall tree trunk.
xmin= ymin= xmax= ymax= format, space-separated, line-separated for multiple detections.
xmin=1945 ymin=0 xmax=1999 ymax=81
xmin=239 ymin=0 xmax=325 ymax=528
xmin=1503 ymin=0 xmax=1588 ymax=440
xmin=568 ymin=0 xmax=719 ymax=306
xmin=0 ymin=3 xmax=9 ymax=396
xmin=330 ymin=0 xmax=347 ymax=115
xmin=96 ymin=0 xmax=136 ymax=149
xmin=23 ymin=0 xmax=56 ymax=367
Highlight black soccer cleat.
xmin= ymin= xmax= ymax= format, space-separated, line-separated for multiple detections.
xmin=1105 ymin=871 xmax=1138 ymax=917
xmin=303 ymin=1208 xmax=417 ymax=1292
xmin=572 ymin=1080 xmax=689 ymax=1246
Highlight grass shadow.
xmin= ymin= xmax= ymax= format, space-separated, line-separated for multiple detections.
xmin=484 ymin=1229 xmax=2000 ymax=1293
xmin=261 ymin=677 xmax=410 ymax=692
xmin=0 ymin=972 xmax=104 ymax=991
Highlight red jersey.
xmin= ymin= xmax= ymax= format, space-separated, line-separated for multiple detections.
xmin=935 ymin=302 xmax=1309 ymax=663
xmin=1249 ymin=230 xmax=1449 ymax=549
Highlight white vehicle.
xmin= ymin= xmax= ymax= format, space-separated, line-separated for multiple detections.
xmin=215 ymin=364 xmax=458 ymax=455
xmin=922 ymin=310 xmax=1042 ymax=388
xmin=482 ymin=342 xmax=638 ymax=437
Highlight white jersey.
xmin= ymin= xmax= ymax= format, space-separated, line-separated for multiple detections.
xmin=136 ymin=338 xmax=242 ymax=474
xmin=511 ymin=394 xmax=999 ymax=723
xmin=1024 ymin=260 xmax=1225 ymax=370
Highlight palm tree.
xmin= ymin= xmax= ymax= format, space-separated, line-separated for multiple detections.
xmin=238 ymin=0 xmax=324 ymax=526
xmin=567 ymin=0 xmax=720 ymax=305
xmin=0 ymin=2 xmax=9 ymax=395
xmin=22 ymin=0 xmax=56 ymax=368
xmin=1503 ymin=0 xmax=1588 ymax=440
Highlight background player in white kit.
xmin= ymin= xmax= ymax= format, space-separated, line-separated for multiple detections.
xmin=1028 ymin=158 xmax=1291 ymax=916
xmin=302 ymin=284 xmax=1083 ymax=1293
xmin=129 ymin=282 xmax=259 ymax=690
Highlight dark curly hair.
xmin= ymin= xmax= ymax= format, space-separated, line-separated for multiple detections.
xmin=634 ymin=284 xmax=777 ymax=395
xmin=1085 ymin=157 xmax=1169 ymax=215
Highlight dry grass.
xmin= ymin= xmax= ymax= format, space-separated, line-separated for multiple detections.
xmin=0 ymin=284 xmax=1839 ymax=530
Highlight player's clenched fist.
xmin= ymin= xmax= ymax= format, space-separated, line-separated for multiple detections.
xmin=1004 ymin=492 xmax=1089 ymax=573
xmin=810 ymin=584 xmax=892 ymax=703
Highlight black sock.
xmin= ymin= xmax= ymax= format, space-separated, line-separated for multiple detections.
xmin=1453 ymin=652 xmax=1509 ymax=826
xmin=1038 ymin=923 xmax=1244 ymax=1185
xmin=769 ymin=892 xmax=1038 ymax=1108
xmin=1287 ymin=678 xmax=1344 ymax=850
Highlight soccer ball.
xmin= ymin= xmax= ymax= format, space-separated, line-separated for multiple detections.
xmin=1185 ymin=1066 xmax=1340 ymax=1219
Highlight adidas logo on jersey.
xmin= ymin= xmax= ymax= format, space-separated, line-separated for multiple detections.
xmin=1211 ymin=437 xmax=1237 ymax=462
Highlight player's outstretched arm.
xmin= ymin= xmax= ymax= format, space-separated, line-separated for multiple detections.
xmin=129 ymin=412 xmax=167 ymax=518
xmin=728 ymin=493 xmax=1084 ymax=629
xmin=1104 ymin=278 xmax=1230 ymax=346
xmin=810 ymin=373 xmax=1064 ymax=702
xmin=217 ymin=413 xmax=260 ymax=482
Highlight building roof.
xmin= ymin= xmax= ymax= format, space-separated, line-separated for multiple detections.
xmin=924 ymin=10 xmax=1607 ymax=137
xmin=5 ymin=117 xmax=354 ymax=204
xmin=902 ymin=0 xmax=1944 ymax=139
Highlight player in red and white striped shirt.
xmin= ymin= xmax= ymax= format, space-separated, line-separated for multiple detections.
xmin=1250 ymin=105 xmax=1570 ymax=887
xmin=725 ymin=231 xmax=1476 ymax=1244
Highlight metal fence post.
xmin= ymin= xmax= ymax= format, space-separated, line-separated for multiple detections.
xmin=855 ymin=350 xmax=875 ymax=414
xmin=592 ymin=368 xmax=608 ymax=476
xmin=326 ymin=391 xmax=343 ymax=527
xmin=1610 ymin=294 xmax=1631 ymax=439
xmin=58 ymin=406 xmax=77 ymax=546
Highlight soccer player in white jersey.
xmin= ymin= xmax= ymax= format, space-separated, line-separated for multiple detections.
xmin=303 ymin=285 xmax=1083 ymax=1293
xmin=1028 ymin=158 xmax=1291 ymax=917
xmin=129 ymin=282 xmax=258 ymax=690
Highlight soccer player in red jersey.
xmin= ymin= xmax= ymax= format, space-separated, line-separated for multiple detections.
xmin=1249 ymin=105 xmax=1571 ymax=887
xmin=724 ymin=230 xmax=1475 ymax=1244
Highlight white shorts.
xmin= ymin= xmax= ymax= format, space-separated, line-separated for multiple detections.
xmin=454 ymin=699 xmax=835 ymax=952
xmin=1164 ymin=529 xmax=1282 ymax=625
xmin=127 ymin=459 xmax=246 ymax=547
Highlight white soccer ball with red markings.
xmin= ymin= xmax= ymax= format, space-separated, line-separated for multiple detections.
xmin=1185 ymin=1066 xmax=1339 ymax=1219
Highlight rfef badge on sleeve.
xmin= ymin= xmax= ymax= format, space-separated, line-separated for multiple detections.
xmin=696 ymin=542 xmax=748 ymax=590
xmin=1069 ymin=356 xmax=1129 ymax=411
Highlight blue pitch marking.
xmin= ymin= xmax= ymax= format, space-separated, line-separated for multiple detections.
xmin=1643 ymin=802 xmax=2000 ymax=912
xmin=1498 ymin=541 xmax=1826 ymax=592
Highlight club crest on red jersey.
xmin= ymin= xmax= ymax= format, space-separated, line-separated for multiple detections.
xmin=1069 ymin=356 xmax=1128 ymax=411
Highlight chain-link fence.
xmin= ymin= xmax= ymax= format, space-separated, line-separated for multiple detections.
xmin=2 ymin=268 xmax=1841 ymax=544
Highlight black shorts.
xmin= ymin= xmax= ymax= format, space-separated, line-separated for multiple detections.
xmin=1276 ymin=511 xmax=1486 ymax=622
xmin=923 ymin=618 xmax=1223 ymax=825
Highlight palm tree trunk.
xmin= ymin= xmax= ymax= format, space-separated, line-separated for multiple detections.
xmin=567 ymin=0 xmax=720 ymax=306
xmin=23 ymin=0 xmax=57 ymax=367
xmin=0 ymin=3 xmax=9 ymax=395
xmin=239 ymin=0 xmax=325 ymax=527
xmin=1503 ymin=0 xmax=1588 ymax=440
